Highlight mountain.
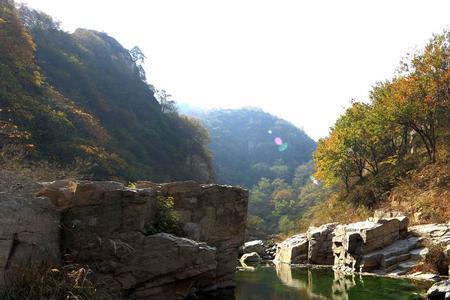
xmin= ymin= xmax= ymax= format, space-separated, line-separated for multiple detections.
xmin=0 ymin=1 xmax=212 ymax=182
xmin=190 ymin=107 xmax=316 ymax=188
xmin=179 ymin=107 xmax=320 ymax=235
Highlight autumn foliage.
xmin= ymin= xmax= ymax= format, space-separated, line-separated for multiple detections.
xmin=313 ymin=31 xmax=450 ymax=214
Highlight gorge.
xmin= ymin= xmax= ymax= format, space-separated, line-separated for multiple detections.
xmin=1 ymin=0 xmax=450 ymax=299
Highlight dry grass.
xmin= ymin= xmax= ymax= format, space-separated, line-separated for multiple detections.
xmin=297 ymin=193 xmax=371 ymax=231
xmin=0 ymin=144 xmax=90 ymax=182
xmin=298 ymin=158 xmax=450 ymax=232
xmin=380 ymin=159 xmax=450 ymax=224
xmin=0 ymin=264 xmax=106 ymax=300
xmin=408 ymin=242 xmax=449 ymax=275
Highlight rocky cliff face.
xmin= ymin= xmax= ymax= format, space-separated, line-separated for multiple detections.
xmin=0 ymin=175 xmax=248 ymax=300
xmin=136 ymin=181 xmax=249 ymax=290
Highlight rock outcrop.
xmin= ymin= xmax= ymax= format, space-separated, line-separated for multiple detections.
xmin=273 ymin=234 xmax=308 ymax=264
xmin=274 ymin=212 xmax=450 ymax=278
xmin=136 ymin=181 xmax=249 ymax=289
xmin=273 ymin=223 xmax=339 ymax=266
xmin=1 ymin=178 xmax=248 ymax=300
xmin=307 ymin=223 xmax=337 ymax=265
xmin=0 ymin=171 xmax=60 ymax=285
xmin=239 ymin=240 xmax=265 ymax=257
xmin=332 ymin=216 xmax=417 ymax=273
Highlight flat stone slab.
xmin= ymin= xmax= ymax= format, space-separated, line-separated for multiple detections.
xmin=410 ymin=224 xmax=450 ymax=246
xmin=398 ymin=259 xmax=419 ymax=271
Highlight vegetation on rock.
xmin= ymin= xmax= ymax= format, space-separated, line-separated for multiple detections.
xmin=145 ymin=196 xmax=184 ymax=236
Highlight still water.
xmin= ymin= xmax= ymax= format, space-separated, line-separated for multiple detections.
xmin=234 ymin=264 xmax=429 ymax=300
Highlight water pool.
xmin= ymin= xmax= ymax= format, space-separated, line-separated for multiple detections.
xmin=233 ymin=264 xmax=429 ymax=300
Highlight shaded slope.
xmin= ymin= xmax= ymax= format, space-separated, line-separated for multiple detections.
xmin=12 ymin=7 xmax=210 ymax=181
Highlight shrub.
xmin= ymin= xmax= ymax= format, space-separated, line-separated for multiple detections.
xmin=145 ymin=196 xmax=184 ymax=236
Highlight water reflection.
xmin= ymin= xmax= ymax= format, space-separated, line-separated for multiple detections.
xmin=234 ymin=263 xmax=425 ymax=300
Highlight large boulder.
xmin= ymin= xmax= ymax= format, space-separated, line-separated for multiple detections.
xmin=0 ymin=171 xmax=60 ymax=286
xmin=274 ymin=234 xmax=308 ymax=264
xmin=372 ymin=210 xmax=409 ymax=238
xmin=427 ymin=280 xmax=450 ymax=300
xmin=109 ymin=233 xmax=217 ymax=300
xmin=240 ymin=240 xmax=265 ymax=257
xmin=332 ymin=217 xmax=410 ymax=273
xmin=137 ymin=181 xmax=249 ymax=289
xmin=307 ymin=223 xmax=337 ymax=265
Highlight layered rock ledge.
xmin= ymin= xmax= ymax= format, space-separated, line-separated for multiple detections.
xmin=273 ymin=211 xmax=449 ymax=281
xmin=0 ymin=176 xmax=248 ymax=300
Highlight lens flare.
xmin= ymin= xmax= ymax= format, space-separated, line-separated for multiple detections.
xmin=278 ymin=142 xmax=288 ymax=152
xmin=268 ymin=130 xmax=272 ymax=134
xmin=274 ymin=137 xmax=283 ymax=145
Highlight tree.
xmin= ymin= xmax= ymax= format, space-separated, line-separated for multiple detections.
xmin=314 ymin=131 xmax=353 ymax=192
xmin=129 ymin=46 xmax=147 ymax=81
xmin=314 ymin=30 xmax=450 ymax=208
xmin=154 ymin=89 xmax=177 ymax=114
xmin=129 ymin=46 xmax=146 ymax=63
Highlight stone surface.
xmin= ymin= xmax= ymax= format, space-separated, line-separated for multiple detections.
xmin=307 ymin=223 xmax=337 ymax=265
xmin=371 ymin=210 xmax=409 ymax=238
xmin=410 ymin=224 xmax=450 ymax=246
xmin=361 ymin=236 xmax=421 ymax=272
xmin=240 ymin=240 xmax=265 ymax=257
xmin=427 ymin=280 xmax=450 ymax=299
xmin=0 ymin=171 xmax=60 ymax=285
xmin=274 ymin=234 xmax=308 ymax=264
xmin=332 ymin=216 xmax=411 ymax=273
xmin=409 ymin=272 xmax=441 ymax=282
xmin=137 ymin=180 xmax=249 ymax=289
xmin=410 ymin=247 xmax=430 ymax=260
xmin=118 ymin=233 xmax=217 ymax=300
xmin=240 ymin=252 xmax=262 ymax=264
xmin=35 ymin=179 xmax=247 ymax=299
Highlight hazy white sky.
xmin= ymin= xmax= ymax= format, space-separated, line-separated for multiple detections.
xmin=18 ymin=0 xmax=450 ymax=140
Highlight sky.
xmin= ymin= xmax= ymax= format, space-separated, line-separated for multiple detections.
xmin=17 ymin=0 xmax=450 ymax=140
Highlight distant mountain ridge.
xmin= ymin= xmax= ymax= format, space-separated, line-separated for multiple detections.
xmin=184 ymin=107 xmax=317 ymax=188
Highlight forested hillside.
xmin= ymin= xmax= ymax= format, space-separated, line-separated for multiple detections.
xmin=303 ymin=31 xmax=450 ymax=227
xmin=184 ymin=108 xmax=327 ymax=235
xmin=0 ymin=0 xmax=212 ymax=182
xmin=196 ymin=108 xmax=316 ymax=187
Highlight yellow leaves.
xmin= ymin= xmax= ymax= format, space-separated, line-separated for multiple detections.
xmin=79 ymin=144 xmax=96 ymax=155
xmin=272 ymin=189 xmax=293 ymax=202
